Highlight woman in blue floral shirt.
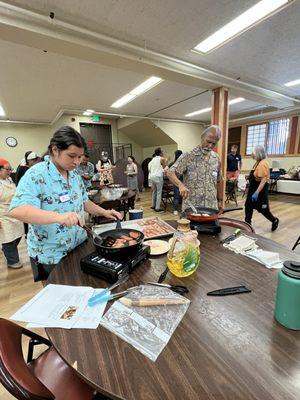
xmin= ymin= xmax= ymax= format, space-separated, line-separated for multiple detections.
xmin=9 ymin=126 xmax=121 ymax=281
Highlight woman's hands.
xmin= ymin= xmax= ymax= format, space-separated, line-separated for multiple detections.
xmin=56 ymin=212 xmax=83 ymax=227
xmin=102 ymin=209 xmax=122 ymax=220
xmin=251 ymin=192 xmax=259 ymax=201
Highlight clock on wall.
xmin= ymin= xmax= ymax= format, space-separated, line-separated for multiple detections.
xmin=5 ymin=136 xmax=18 ymax=147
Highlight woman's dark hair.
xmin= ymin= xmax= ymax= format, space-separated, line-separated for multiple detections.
xmin=24 ymin=151 xmax=32 ymax=165
xmin=154 ymin=147 xmax=162 ymax=156
xmin=128 ymin=155 xmax=135 ymax=163
xmin=48 ymin=126 xmax=87 ymax=155
xmin=174 ymin=150 xmax=183 ymax=161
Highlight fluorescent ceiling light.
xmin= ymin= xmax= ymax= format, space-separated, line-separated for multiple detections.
xmin=228 ymin=97 xmax=245 ymax=105
xmin=111 ymin=94 xmax=136 ymax=108
xmin=83 ymin=109 xmax=95 ymax=116
xmin=284 ymin=79 xmax=300 ymax=87
xmin=185 ymin=98 xmax=245 ymax=117
xmin=130 ymin=76 xmax=162 ymax=96
xmin=0 ymin=104 xmax=5 ymax=117
xmin=185 ymin=107 xmax=212 ymax=117
xmin=193 ymin=0 xmax=291 ymax=54
xmin=111 ymin=76 xmax=163 ymax=108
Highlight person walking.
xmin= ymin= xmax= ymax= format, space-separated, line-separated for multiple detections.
xmin=245 ymin=145 xmax=279 ymax=231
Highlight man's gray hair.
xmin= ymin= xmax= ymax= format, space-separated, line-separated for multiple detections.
xmin=201 ymin=125 xmax=222 ymax=139
xmin=253 ymin=145 xmax=266 ymax=161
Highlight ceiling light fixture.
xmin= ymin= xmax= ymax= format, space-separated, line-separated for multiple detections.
xmin=228 ymin=97 xmax=245 ymax=105
xmin=284 ymin=79 xmax=300 ymax=87
xmin=185 ymin=98 xmax=245 ymax=117
xmin=111 ymin=76 xmax=163 ymax=108
xmin=185 ymin=107 xmax=212 ymax=117
xmin=193 ymin=0 xmax=292 ymax=54
xmin=83 ymin=109 xmax=95 ymax=116
xmin=0 ymin=104 xmax=6 ymax=117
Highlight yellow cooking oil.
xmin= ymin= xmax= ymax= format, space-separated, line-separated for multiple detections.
xmin=167 ymin=244 xmax=200 ymax=278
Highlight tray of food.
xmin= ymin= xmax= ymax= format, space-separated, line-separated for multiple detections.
xmin=93 ymin=217 xmax=176 ymax=240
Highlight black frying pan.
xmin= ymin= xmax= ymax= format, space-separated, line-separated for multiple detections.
xmin=84 ymin=220 xmax=144 ymax=258
xmin=184 ymin=206 xmax=242 ymax=223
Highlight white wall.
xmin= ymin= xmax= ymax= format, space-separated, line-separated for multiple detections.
xmin=0 ymin=114 xmax=129 ymax=168
xmin=242 ymin=156 xmax=300 ymax=172
xmin=154 ymin=121 xmax=204 ymax=152
xmin=115 ymin=129 xmax=143 ymax=163
xmin=142 ymin=144 xmax=178 ymax=161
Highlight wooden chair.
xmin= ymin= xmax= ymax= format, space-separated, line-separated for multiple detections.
xmin=0 ymin=318 xmax=107 ymax=400
xmin=161 ymin=179 xmax=174 ymax=211
xmin=292 ymin=236 xmax=300 ymax=251
xmin=218 ymin=217 xmax=255 ymax=233
xmin=225 ymin=179 xmax=238 ymax=207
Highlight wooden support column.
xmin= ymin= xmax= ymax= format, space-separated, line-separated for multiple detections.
xmin=211 ymin=87 xmax=229 ymax=208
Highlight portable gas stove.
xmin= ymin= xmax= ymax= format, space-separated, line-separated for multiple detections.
xmin=190 ymin=219 xmax=221 ymax=235
xmin=80 ymin=245 xmax=150 ymax=283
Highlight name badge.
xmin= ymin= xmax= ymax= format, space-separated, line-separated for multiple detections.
xmin=212 ymin=171 xmax=218 ymax=177
xmin=59 ymin=192 xmax=70 ymax=203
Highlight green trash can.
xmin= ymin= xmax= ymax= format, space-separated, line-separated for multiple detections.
xmin=274 ymin=261 xmax=300 ymax=330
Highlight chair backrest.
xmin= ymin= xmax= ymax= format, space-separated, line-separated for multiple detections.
xmin=0 ymin=318 xmax=54 ymax=400
xmin=218 ymin=217 xmax=255 ymax=233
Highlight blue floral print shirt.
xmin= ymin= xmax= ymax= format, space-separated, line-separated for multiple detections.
xmin=10 ymin=156 xmax=88 ymax=264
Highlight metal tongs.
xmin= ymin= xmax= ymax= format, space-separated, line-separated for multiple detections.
xmin=185 ymin=199 xmax=198 ymax=214
xmin=88 ymin=274 xmax=129 ymax=307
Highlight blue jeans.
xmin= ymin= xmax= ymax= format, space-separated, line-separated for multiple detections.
xmin=2 ymin=237 xmax=21 ymax=265
xmin=173 ymin=185 xmax=181 ymax=211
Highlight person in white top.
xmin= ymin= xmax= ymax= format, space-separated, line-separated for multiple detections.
xmin=0 ymin=158 xmax=24 ymax=268
xmin=148 ymin=148 xmax=167 ymax=212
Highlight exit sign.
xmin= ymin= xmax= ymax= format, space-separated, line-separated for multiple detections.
xmin=92 ymin=115 xmax=101 ymax=122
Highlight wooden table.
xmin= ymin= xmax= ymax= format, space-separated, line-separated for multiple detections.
xmin=46 ymin=223 xmax=300 ymax=400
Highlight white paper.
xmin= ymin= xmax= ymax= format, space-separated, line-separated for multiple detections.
xmin=223 ymin=234 xmax=283 ymax=269
xmin=243 ymin=249 xmax=283 ymax=269
xmin=27 ymin=288 xmax=108 ymax=329
xmin=10 ymin=284 xmax=94 ymax=329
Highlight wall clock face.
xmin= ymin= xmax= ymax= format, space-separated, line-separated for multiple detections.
xmin=6 ymin=136 xmax=18 ymax=147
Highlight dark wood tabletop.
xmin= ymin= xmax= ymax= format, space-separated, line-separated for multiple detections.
xmin=46 ymin=222 xmax=300 ymax=400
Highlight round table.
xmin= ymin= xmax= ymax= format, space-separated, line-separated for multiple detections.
xmin=46 ymin=223 xmax=300 ymax=400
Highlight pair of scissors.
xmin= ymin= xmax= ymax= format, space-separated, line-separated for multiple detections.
xmin=147 ymin=282 xmax=189 ymax=295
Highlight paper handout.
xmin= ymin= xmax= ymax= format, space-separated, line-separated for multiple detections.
xmin=11 ymin=285 xmax=107 ymax=329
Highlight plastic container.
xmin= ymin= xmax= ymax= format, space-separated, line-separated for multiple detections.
xmin=274 ymin=261 xmax=300 ymax=330
xmin=167 ymin=231 xmax=200 ymax=278
xmin=129 ymin=209 xmax=143 ymax=220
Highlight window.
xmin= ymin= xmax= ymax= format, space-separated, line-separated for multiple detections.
xmin=246 ymin=124 xmax=267 ymax=155
xmin=246 ymin=118 xmax=290 ymax=155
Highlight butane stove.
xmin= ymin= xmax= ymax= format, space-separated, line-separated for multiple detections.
xmin=80 ymin=245 xmax=150 ymax=283
xmin=190 ymin=219 xmax=221 ymax=235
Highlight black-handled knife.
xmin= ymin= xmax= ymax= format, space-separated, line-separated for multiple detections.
xmin=207 ymin=286 xmax=251 ymax=296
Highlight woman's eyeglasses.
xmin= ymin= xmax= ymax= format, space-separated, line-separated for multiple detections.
xmin=1 ymin=167 xmax=12 ymax=171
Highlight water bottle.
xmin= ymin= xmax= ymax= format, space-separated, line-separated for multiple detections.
xmin=274 ymin=261 xmax=300 ymax=330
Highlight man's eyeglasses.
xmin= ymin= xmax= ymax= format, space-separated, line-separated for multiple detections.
xmin=1 ymin=167 xmax=12 ymax=171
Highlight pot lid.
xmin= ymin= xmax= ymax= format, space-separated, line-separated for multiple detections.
xmin=283 ymin=261 xmax=300 ymax=279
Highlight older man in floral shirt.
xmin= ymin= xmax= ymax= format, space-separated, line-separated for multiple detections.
xmin=167 ymin=125 xmax=223 ymax=211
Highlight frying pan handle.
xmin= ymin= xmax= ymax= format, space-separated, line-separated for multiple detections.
xmin=221 ymin=207 xmax=243 ymax=214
